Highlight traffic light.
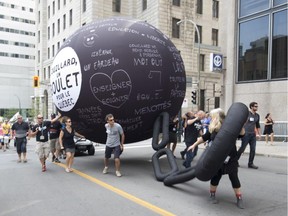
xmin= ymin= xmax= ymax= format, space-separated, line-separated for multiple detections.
xmin=191 ymin=90 xmax=197 ymax=104
xmin=33 ymin=76 xmax=39 ymax=87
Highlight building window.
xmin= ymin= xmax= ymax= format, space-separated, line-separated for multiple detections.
xmin=53 ymin=1 xmax=55 ymax=15
xmin=195 ymin=25 xmax=202 ymax=43
xmin=63 ymin=14 xmax=66 ymax=29
xmin=212 ymin=28 xmax=218 ymax=46
xmin=44 ymin=68 xmax=46 ymax=80
xmin=57 ymin=18 xmax=60 ymax=33
xmin=64 ymin=0 xmax=66 ymax=6
xmin=48 ymin=66 xmax=51 ymax=78
xmin=142 ymin=0 xmax=147 ymax=11
xmin=52 ymin=23 xmax=55 ymax=37
xmin=52 ymin=45 xmax=55 ymax=57
xmin=57 ymin=41 xmax=60 ymax=50
xmin=69 ymin=9 xmax=72 ymax=25
xmin=238 ymin=0 xmax=288 ymax=82
xmin=83 ymin=0 xmax=86 ymax=12
xmin=172 ymin=18 xmax=180 ymax=38
xmin=58 ymin=0 xmax=60 ymax=10
xmin=48 ymin=26 xmax=50 ymax=39
xmin=48 ymin=6 xmax=50 ymax=19
xmin=173 ymin=0 xmax=180 ymax=6
xmin=212 ymin=0 xmax=219 ymax=18
xmin=200 ymin=54 xmax=205 ymax=71
xmin=238 ymin=16 xmax=269 ymax=81
xmin=214 ymin=97 xmax=220 ymax=108
xmin=38 ymin=30 xmax=40 ymax=43
xmin=48 ymin=47 xmax=50 ymax=59
xmin=196 ymin=0 xmax=203 ymax=14
xmin=38 ymin=50 xmax=40 ymax=63
xmin=271 ymin=9 xmax=287 ymax=79
xmin=112 ymin=0 xmax=121 ymax=12
xmin=239 ymin=0 xmax=269 ymax=17
xmin=38 ymin=11 xmax=40 ymax=23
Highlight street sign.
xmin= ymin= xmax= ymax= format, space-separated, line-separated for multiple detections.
xmin=209 ymin=53 xmax=223 ymax=72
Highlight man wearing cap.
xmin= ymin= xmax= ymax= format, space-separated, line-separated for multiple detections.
xmin=30 ymin=113 xmax=61 ymax=172
xmin=49 ymin=113 xmax=62 ymax=163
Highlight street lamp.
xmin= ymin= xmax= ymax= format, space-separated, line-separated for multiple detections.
xmin=14 ymin=94 xmax=21 ymax=115
xmin=177 ymin=18 xmax=201 ymax=108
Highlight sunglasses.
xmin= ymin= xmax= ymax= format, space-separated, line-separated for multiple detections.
xmin=108 ymin=119 xmax=114 ymax=122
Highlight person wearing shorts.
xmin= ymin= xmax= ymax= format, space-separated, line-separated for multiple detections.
xmin=102 ymin=114 xmax=125 ymax=177
xmin=11 ymin=115 xmax=30 ymax=162
xmin=58 ymin=116 xmax=85 ymax=173
xmin=31 ymin=114 xmax=61 ymax=172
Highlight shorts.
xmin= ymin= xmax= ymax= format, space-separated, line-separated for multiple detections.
xmin=35 ymin=142 xmax=50 ymax=159
xmin=65 ymin=148 xmax=75 ymax=153
xmin=50 ymin=138 xmax=60 ymax=152
xmin=105 ymin=145 xmax=122 ymax=159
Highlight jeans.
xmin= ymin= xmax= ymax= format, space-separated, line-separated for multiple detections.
xmin=183 ymin=144 xmax=198 ymax=168
xmin=237 ymin=133 xmax=256 ymax=165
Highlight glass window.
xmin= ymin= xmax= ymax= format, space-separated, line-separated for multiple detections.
xmin=83 ymin=0 xmax=86 ymax=12
xmin=200 ymin=54 xmax=205 ymax=71
xmin=212 ymin=28 xmax=218 ymax=46
xmin=197 ymin=0 xmax=203 ymax=14
xmin=212 ymin=0 xmax=219 ymax=18
xmin=69 ymin=9 xmax=72 ymax=25
xmin=48 ymin=6 xmax=50 ymax=19
xmin=238 ymin=15 xmax=269 ymax=81
xmin=271 ymin=9 xmax=287 ymax=79
xmin=173 ymin=0 xmax=180 ymax=6
xmin=52 ymin=23 xmax=55 ymax=36
xmin=48 ymin=26 xmax=50 ymax=39
xmin=239 ymin=0 xmax=269 ymax=17
xmin=63 ymin=14 xmax=66 ymax=29
xmin=274 ymin=0 xmax=288 ymax=6
xmin=142 ymin=0 xmax=147 ymax=10
xmin=195 ymin=25 xmax=202 ymax=43
xmin=57 ymin=19 xmax=60 ymax=33
xmin=172 ymin=18 xmax=180 ymax=38
xmin=53 ymin=1 xmax=55 ymax=15
xmin=58 ymin=0 xmax=60 ymax=10
xmin=113 ymin=0 xmax=121 ymax=12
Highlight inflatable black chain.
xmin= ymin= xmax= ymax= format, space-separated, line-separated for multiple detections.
xmin=151 ymin=112 xmax=179 ymax=181
xmin=153 ymin=103 xmax=249 ymax=186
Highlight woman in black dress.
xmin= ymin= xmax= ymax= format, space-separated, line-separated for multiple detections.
xmin=263 ymin=113 xmax=274 ymax=145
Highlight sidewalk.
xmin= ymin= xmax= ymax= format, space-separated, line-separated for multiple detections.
xmin=236 ymin=140 xmax=288 ymax=158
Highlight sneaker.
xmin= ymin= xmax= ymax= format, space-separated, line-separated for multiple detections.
xmin=54 ymin=158 xmax=61 ymax=163
xmin=209 ymin=194 xmax=218 ymax=204
xmin=23 ymin=159 xmax=27 ymax=163
xmin=42 ymin=165 xmax=46 ymax=172
xmin=248 ymin=164 xmax=258 ymax=169
xmin=237 ymin=197 xmax=244 ymax=209
xmin=116 ymin=171 xmax=122 ymax=177
xmin=103 ymin=167 xmax=108 ymax=174
xmin=65 ymin=168 xmax=70 ymax=173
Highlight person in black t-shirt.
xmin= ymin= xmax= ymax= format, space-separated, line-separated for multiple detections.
xmin=182 ymin=110 xmax=205 ymax=168
xmin=31 ymin=113 xmax=61 ymax=172
xmin=49 ymin=113 xmax=62 ymax=163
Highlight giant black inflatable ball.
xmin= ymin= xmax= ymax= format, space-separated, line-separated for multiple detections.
xmin=50 ymin=18 xmax=186 ymax=144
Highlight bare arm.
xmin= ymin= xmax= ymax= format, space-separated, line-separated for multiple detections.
xmin=187 ymin=136 xmax=205 ymax=152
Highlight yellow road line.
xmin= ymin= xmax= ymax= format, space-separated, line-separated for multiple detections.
xmin=55 ymin=163 xmax=175 ymax=216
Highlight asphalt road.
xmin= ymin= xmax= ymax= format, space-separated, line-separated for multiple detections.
xmin=0 ymin=139 xmax=287 ymax=216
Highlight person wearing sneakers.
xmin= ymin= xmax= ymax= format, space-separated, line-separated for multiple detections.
xmin=237 ymin=102 xmax=261 ymax=169
xmin=11 ymin=115 xmax=30 ymax=163
xmin=188 ymin=108 xmax=245 ymax=209
xmin=31 ymin=113 xmax=61 ymax=172
xmin=58 ymin=116 xmax=85 ymax=173
xmin=103 ymin=114 xmax=125 ymax=177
